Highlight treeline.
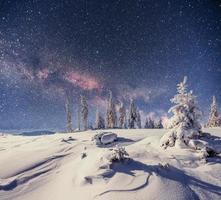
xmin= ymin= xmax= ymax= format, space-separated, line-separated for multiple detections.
xmin=64 ymin=91 xmax=163 ymax=132
xmin=64 ymin=90 xmax=221 ymax=132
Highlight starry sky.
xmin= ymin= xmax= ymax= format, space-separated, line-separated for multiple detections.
xmin=0 ymin=0 xmax=221 ymax=131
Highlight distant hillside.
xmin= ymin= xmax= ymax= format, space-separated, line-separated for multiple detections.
xmin=20 ymin=130 xmax=56 ymax=136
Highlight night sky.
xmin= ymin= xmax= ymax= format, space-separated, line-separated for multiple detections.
xmin=0 ymin=0 xmax=221 ymax=131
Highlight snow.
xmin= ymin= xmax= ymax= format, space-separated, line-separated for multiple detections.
xmin=93 ymin=132 xmax=117 ymax=145
xmin=0 ymin=128 xmax=221 ymax=200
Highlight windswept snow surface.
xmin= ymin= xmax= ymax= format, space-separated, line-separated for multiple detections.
xmin=0 ymin=129 xmax=221 ymax=200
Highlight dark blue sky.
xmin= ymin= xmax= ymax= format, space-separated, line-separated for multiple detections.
xmin=0 ymin=0 xmax=221 ymax=130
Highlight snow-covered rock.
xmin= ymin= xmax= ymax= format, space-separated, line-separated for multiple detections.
xmin=188 ymin=139 xmax=219 ymax=159
xmin=188 ymin=139 xmax=209 ymax=150
xmin=100 ymin=133 xmax=117 ymax=145
xmin=92 ymin=132 xmax=117 ymax=145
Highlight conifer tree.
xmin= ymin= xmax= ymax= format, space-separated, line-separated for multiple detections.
xmin=95 ymin=109 xmax=105 ymax=129
xmin=119 ymin=102 xmax=126 ymax=128
xmin=80 ymin=95 xmax=89 ymax=131
xmin=106 ymin=91 xmax=117 ymax=128
xmin=149 ymin=118 xmax=155 ymax=128
xmin=144 ymin=118 xmax=149 ymax=129
xmin=77 ymin=96 xmax=81 ymax=131
xmin=206 ymin=96 xmax=221 ymax=127
xmin=160 ymin=76 xmax=202 ymax=148
xmin=128 ymin=99 xmax=137 ymax=128
xmin=144 ymin=117 xmax=155 ymax=128
xmin=155 ymin=118 xmax=163 ymax=129
xmin=136 ymin=110 xmax=142 ymax=128
xmin=64 ymin=90 xmax=73 ymax=132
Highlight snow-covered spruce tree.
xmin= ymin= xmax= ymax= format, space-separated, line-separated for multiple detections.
xmin=206 ymin=96 xmax=221 ymax=127
xmin=95 ymin=109 xmax=105 ymax=129
xmin=106 ymin=91 xmax=117 ymax=128
xmin=160 ymin=76 xmax=202 ymax=148
xmin=119 ymin=102 xmax=126 ymax=128
xmin=155 ymin=119 xmax=163 ymax=129
xmin=64 ymin=90 xmax=73 ymax=132
xmin=128 ymin=99 xmax=137 ymax=128
xmin=144 ymin=117 xmax=155 ymax=129
xmin=136 ymin=110 xmax=142 ymax=128
xmin=77 ymin=96 xmax=81 ymax=131
xmin=144 ymin=118 xmax=149 ymax=128
xmin=150 ymin=119 xmax=155 ymax=128
xmin=80 ymin=95 xmax=89 ymax=131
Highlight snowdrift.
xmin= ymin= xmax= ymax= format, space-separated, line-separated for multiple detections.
xmin=0 ymin=128 xmax=221 ymax=200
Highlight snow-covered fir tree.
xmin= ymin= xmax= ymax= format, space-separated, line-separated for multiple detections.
xmin=64 ymin=90 xmax=73 ymax=132
xmin=119 ymin=102 xmax=126 ymax=128
xmin=95 ymin=109 xmax=105 ymax=129
xmin=77 ymin=96 xmax=81 ymax=131
xmin=80 ymin=95 xmax=89 ymax=131
xmin=128 ymin=99 xmax=137 ymax=128
xmin=144 ymin=117 xmax=155 ymax=128
xmin=144 ymin=118 xmax=149 ymax=129
xmin=136 ymin=110 xmax=142 ymax=128
xmin=206 ymin=96 xmax=221 ymax=127
xmin=155 ymin=119 xmax=163 ymax=129
xmin=106 ymin=91 xmax=117 ymax=128
xmin=160 ymin=76 xmax=202 ymax=148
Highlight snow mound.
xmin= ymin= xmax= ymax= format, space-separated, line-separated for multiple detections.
xmin=92 ymin=132 xmax=117 ymax=145
xmin=0 ymin=128 xmax=221 ymax=200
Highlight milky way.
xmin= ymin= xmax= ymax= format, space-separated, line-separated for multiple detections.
xmin=0 ymin=0 xmax=221 ymax=130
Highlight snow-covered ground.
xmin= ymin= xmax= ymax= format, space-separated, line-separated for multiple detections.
xmin=0 ymin=128 xmax=221 ymax=200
